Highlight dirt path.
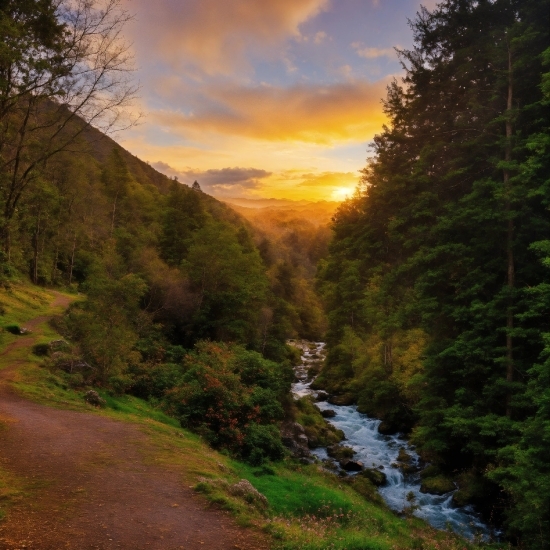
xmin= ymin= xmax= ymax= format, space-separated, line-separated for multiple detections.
xmin=0 ymin=294 xmax=269 ymax=550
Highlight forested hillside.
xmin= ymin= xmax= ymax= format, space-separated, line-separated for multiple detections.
xmin=0 ymin=0 xmax=310 ymax=467
xmin=225 ymin=200 xmax=337 ymax=340
xmin=318 ymin=0 xmax=550 ymax=546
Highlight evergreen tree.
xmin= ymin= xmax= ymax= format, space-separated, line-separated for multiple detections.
xmin=320 ymin=0 xmax=550 ymax=543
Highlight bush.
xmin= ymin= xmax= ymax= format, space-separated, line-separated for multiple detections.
xmin=129 ymin=362 xmax=184 ymax=400
xmin=163 ymin=341 xmax=291 ymax=462
xmin=4 ymin=324 xmax=21 ymax=335
xmin=241 ymin=424 xmax=286 ymax=465
xmin=32 ymin=343 xmax=51 ymax=356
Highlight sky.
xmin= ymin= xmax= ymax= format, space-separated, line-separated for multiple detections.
xmin=119 ymin=0 xmax=438 ymax=201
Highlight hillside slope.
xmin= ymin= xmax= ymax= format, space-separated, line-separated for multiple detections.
xmin=0 ymin=288 xmax=268 ymax=550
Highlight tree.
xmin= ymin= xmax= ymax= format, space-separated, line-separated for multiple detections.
xmin=183 ymin=220 xmax=269 ymax=344
xmin=0 ymin=0 xmax=139 ymax=258
xmin=101 ymin=148 xmax=132 ymax=234
xmin=319 ymin=0 xmax=550 ymax=543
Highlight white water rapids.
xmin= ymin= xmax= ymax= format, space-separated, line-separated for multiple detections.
xmin=291 ymin=341 xmax=493 ymax=541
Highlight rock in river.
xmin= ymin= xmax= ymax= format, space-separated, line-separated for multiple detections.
xmin=339 ymin=459 xmax=364 ymax=472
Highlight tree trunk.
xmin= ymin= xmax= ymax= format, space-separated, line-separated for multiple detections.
xmin=69 ymin=232 xmax=77 ymax=285
xmin=110 ymin=192 xmax=118 ymax=235
xmin=32 ymin=212 xmax=41 ymax=285
xmin=504 ymin=41 xmax=515 ymax=419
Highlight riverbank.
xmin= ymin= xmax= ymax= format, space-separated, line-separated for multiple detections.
xmin=289 ymin=340 xmax=497 ymax=542
xmin=0 ymin=283 xmax=502 ymax=549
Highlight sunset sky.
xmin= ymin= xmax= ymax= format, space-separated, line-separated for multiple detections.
xmin=120 ymin=0 xmax=437 ymax=201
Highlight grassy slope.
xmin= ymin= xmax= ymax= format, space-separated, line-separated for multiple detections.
xmin=0 ymin=281 xmax=502 ymax=550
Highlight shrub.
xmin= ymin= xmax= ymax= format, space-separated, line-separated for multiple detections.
xmin=241 ymin=424 xmax=286 ymax=465
xmin=164 ymin=341 xmax=291 ymax=463
xmin=32 ymin=343 xmax=51 ymax=356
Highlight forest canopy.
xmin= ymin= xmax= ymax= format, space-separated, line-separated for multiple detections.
xmin=318 ymin=0 xmax=550 ymax=547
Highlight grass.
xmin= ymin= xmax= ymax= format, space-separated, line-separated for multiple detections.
xmin=224 ymin=460 xmax=489 ymax=550
xmin=0 ymin=280 xmax=506 ymax=550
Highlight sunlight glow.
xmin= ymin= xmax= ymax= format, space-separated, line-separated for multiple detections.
xmin=331 ymin=186 xmax=355 ymax=201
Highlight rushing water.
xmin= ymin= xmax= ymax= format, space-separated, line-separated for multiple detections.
xmin=291 ymin=341 xmax=493 ymax=541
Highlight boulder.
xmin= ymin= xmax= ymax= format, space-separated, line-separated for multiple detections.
xmin=327 ymin=393 xmax=355 ymax=406
xmin=377 ymin=421 xmax=396 ymax=435
xmin=327 ymin=445 xmax=355 ymax=461
xmin=397 ymin=448 xmax=412 ymax=463
xmin=419 ymin=465 xmax=440 ymax=479
xmin=420 ymin=475 xmax=456 ymax=495
xmin=322 ymin=458 xmax=339 ymax=471
xmin=280 ymin=422 xmax=310 ymax=458
xmin=395 ymin=447 xmax=418 ymax=474
xmin=321 ymin=409 xmax=336 ymax=418
xmin=359 ymin=468 xmax=387 ymax=486
xmin=229 ymin=479 xmax=268 ymax=508
xmin=83 ymin=390 xmax=105 ymax=407
xmin=56 ymin=357 xmax=94 ymax=374
xmin=315 ymin=391 xmax=329 ymax=402
xmin=339 ymin=459 xmax=364 ymax=472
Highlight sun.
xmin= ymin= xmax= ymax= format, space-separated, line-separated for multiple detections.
xmin=331 ymin=186 xmax=355 ymax=201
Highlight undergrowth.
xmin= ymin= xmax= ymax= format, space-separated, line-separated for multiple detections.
xmin=0 ymin=282 xmax=506 ymax=550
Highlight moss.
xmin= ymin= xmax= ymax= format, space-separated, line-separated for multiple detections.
xmin=345 ymin=475 xmax=384 ymax=505
xmin=452 ymin=470 xmax=487 ymax=507
xmin=293 ymin=397 xmax=344 ymax=448
xmin=359 ymin=468 xmax=387 ymax=487
xmin=397 ymin=448 xmax=412 ymax=463
xmin=420 ymin=475 xmax=455 ymax=495
xmin=327 ymin=445 xmax=355 ymax=461
xmin=419 ymin=465 xmax=441 ymax=479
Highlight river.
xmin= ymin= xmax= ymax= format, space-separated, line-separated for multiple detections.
xmin=291 ymin=340 xmax=493 ymax=541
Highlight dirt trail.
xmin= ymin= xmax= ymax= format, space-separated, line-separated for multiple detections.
xmin=0 ymin=294 xmax=269 ymax=550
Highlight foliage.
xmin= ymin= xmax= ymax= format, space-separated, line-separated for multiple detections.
xmin=232 ymin=202 xmax=333 ymax=341
xmin=163 ymin=342 xmax=292 ymax=464
xmin=0 ymin=0 xmax=138 ymax=256
xmin=319 ymin=1 xmax=550 ymax=546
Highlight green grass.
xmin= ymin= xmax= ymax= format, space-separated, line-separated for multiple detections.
xmin=97 ymin=392 xmax=180 ymax=428
xmin=233 ymin=461 xmax=356 ymax=518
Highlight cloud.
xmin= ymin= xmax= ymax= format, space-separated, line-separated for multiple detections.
xmin=152 ymin=79 xmax=388 ymax=144
xmin=352 ymin=42 xmax=397 ymax=59
xmin=294 ymin=171 xmax=356 ymax=187
xmin=314 ymin=31 xmax=327 ymax=44
xmin=130 ymin=0 xmax=329 ymax=74
xmin=151 ymin=160 xmax=177 ymax=177
xmin=151 ymin=162 xmax=272 ymax=196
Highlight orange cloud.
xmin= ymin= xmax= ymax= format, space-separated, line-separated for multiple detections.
xmin=294 ymin=171 xmax=356 ymax=187
xmin=131 ymin=0 xmax=328 ymax=74
xmin=152 ymin=79 xmax=388 ymax=144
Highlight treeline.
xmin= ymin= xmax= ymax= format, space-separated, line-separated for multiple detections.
xmin=318 ymin=0 xmax=549 ymax=547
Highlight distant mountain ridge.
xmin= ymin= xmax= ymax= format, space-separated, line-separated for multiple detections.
xmin=221 ymin=197 xmax=339 ymax=210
